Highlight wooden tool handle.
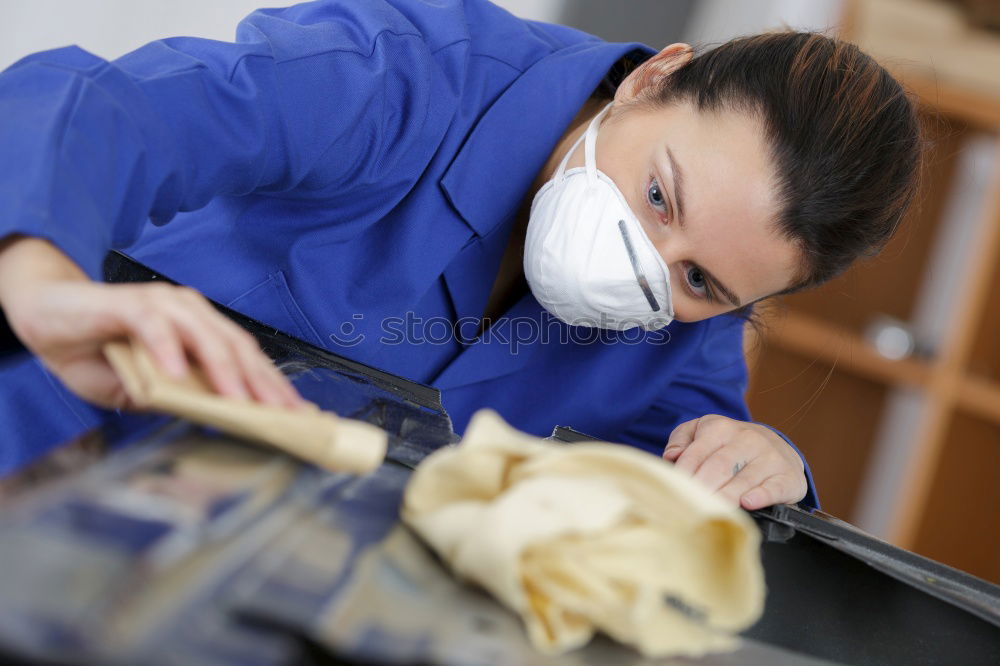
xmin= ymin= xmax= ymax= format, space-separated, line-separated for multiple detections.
xmin=103 ymin=339 xmax=386 ymax=474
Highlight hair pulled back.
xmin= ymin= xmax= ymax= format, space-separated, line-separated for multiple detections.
xmin=649 ymin=32 xmax=921 ymax=291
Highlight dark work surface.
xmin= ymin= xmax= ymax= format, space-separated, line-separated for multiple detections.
xmin=1 ymin=418 xmax=998 ymax=666
xmin=745 ymin=507 xmax=1000 ymax=665
xmin=0 ymin=252 xmax=997 ymax=665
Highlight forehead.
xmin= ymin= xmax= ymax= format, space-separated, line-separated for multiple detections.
xmin=626 ymin=101 xmax=802 ymax=300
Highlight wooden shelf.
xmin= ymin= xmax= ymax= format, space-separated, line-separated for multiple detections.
xmin=844 ymin=0 xmax=1000 ymax=130
xmin=766 ymin=312 xmax=1000 ymax=429
xmin=956 ymin=374 xmax=1000 ymax=425
xmin=897 ymin=69 xmax=1000 ymax=130
xmin=911 ymin=411 xmax=1000 ymax=585
xmin=765 ymin=311 xmax=932 ymax=390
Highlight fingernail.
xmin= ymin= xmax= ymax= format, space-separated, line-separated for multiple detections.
xmin=741 ymin=490 xmax=762 ymax=509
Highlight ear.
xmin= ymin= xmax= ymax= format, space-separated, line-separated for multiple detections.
xmin=615 ymin=43 xmax=694 ymax=104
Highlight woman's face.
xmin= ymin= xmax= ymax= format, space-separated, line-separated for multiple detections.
xmin=563 ymin=99 xmax=802 ymax=323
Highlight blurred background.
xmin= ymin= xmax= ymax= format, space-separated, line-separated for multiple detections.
xmin=1 ymin=0 xmax=998 ymax=584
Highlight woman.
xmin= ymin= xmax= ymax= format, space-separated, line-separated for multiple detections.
xmin=0 ymin=0 xmax=920 ymax=510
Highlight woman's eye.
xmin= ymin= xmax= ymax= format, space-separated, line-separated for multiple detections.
xmin=647 ymin=178 xmax=668 ymax=215
xmin=685 ymin=265 xmax=710 ymax=299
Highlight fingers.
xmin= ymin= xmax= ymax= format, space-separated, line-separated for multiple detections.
xmin=662 ymin=417 xmax=700 ymax=462
xmin=91 ymin=282 xmax=301 ymax=408
xmin=664 ymin=415 xmax=808 ymax=509
xmin=202 ymin=315 xmax=302 ymax=408
xmin=713 ymin=459 xmax=767 ymax=506
xmin=144 ymin=291 xmax=251 ymax=401
xmin=5 ymin=275 xmax=304 ymax=410
xmin=191 ymin=297 xmax=303 ymax=408
xmin=669 ymin=416 xmax=731 ymax=475
xmin=124 ymin=304 xmax=190 ymax=380
xmin=142 ymin=285 xmax=303 ymax=408
xmin=738 ymin=474 xmax=807 ymax=511
xmin=689 ymin=438 xmax=760 ymax=494
xmin=226 ymin=328 xmax=303 ymax=407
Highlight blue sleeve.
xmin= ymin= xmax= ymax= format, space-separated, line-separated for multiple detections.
xmin=0 ymin=0 xmax=458 ymax=278
xmin=618 ymin=315 xmax=820 ymax=510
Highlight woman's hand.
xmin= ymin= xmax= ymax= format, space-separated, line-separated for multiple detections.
xmin=663 ymin=414 xmax=808 ymax=510
xmin=0 ymin=235 xmax=304 ymax=411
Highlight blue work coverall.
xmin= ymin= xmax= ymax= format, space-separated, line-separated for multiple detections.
xmin=0 ymin=0 xmax=818 ymax=508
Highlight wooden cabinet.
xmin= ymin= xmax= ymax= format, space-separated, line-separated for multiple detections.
xmin=745 ymin=2 xmax=1000 ymax=585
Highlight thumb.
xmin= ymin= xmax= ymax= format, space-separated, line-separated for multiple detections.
xmin=663 ymin=417 xmax=701 ymax=461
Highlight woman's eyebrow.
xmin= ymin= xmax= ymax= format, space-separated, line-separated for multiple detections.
xmin=664 ymin=146 xmax=742 ymax=308
xmin=698 ymin=265 xmax=743 ymax=307
xmin=665 ymin=145 xmax=686 ymax=223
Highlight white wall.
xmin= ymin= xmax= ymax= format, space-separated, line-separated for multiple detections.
xmin=491 ymin=0 xmax=564 ymax=24
xmin=0 ymin=0 xmax=566 ymax=71
xmin=684 ymin=0 xmax=844 ymax=45
xmin=0 ymin=0 xmax=264 ymax=70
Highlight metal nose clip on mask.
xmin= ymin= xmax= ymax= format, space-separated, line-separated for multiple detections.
xmin=524 ymin=103 xmax=675 ymax=331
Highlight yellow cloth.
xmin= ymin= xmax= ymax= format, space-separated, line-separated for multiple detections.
xmin=401 ymin=409 xmax=765 ymax=658
xmin=103 ymin=339 xmax=386 ymax=474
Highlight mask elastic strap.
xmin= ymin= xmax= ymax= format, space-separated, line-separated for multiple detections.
xmin=584 ymin=102 xmax=614 ymax=182
xmin=555 ymin=102 xmax=614 ymax=181
xmin=554 ymin=129 xmax=587 ymax=180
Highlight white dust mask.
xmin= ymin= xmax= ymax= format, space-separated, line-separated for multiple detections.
xmin=524 ymin=103 xmax=674 ymax=331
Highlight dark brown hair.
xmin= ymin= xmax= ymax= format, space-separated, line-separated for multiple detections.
xmin=646 ymin=32 xmax=922 ymax=292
